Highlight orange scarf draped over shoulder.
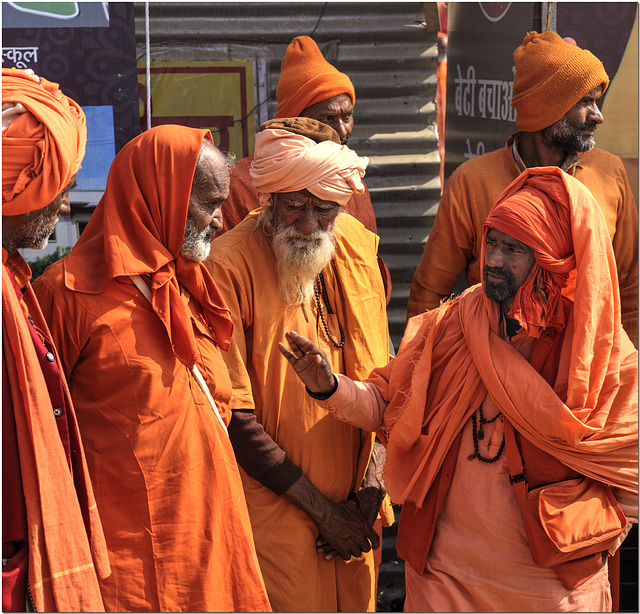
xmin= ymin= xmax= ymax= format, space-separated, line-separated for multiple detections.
xmin=381 ymin=168 xmax=637 ymax=507
xmin=62 ymin=125 xmax=233 ymax=366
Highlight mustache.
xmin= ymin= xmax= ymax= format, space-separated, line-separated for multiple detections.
xmin=482 ymin=265 xmax=515 ymax=283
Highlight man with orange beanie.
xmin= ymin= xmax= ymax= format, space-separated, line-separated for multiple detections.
xmin=32 ymin=125 xmax=271 ymax=612
xmin=2 ymin=68 xmax=110 ymax=612
xmin=280 ymin=166 xmax=638 ymax=611
xmin=206 ymin=117 xmax=391 ymax=612
xmin=408 ymin=31 xmax=638 ymax=347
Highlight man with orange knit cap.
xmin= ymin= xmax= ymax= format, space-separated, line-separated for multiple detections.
xmin=2 ymin=68 xmax=110 ymax=612
xmin=408 ymin=31 xmax=638 ymax=347
xmin=281 ymin=166 xmax=638 ymax=611
xmin=33 ymin=125 xmax=271 ymax=612
xmin=218 ymin=35 xmax=378 ymax=237
xmin=206 ymin=117 xmax=391 ymax=612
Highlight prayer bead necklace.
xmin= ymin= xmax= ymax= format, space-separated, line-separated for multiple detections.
xmin=467 ymin=405 xmax=505 ymax=463
xmin=314 ymin=272 xmax=345 ymax=348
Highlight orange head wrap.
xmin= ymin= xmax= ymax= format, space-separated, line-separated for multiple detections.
xmin=511 ymin=31 xmax=609 ymax=132
xmin=483 ymin=167 xmax=619 ymax=346
xmin=250 ymin=117 xmax=367 ymax=206
xmin=62 ymin=125 xmax=233 ymax=367
xmin=275 ymin=36 xmax=355 ymax=118
xmin=2 ymin=68 xmax=86 ymax=215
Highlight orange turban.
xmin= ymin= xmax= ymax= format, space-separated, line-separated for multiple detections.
xmin=484 ymin=167 xmax=619 ymax=349
xmin=2 ymin=68 xmax=86 ymax=215
xmin=511 ymin=31 xmax=609 ymax=132
xmin=250 ymin=121 xmax=368 ymax=206
xmin=275 ymin=36 xmax=355 ymax=118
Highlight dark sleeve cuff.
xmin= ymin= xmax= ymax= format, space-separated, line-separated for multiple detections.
xmin=306 ymin=375 xmax=338 ymax=400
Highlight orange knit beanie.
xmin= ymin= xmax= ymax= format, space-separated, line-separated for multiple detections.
xmin=511 ymin=31 xmax=609 ymax=132
xmin=275 ymin=36 xmax=355 ymax=118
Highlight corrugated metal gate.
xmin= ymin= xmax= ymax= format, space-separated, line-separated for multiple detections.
xmin=133 ymin=2 xmax=440 ymax=348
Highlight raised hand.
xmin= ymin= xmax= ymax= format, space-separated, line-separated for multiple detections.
xmin=278 ymin=330 xmax=337 ymax=395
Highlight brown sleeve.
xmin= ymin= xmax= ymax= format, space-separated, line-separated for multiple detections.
xmin=227 ymin=409 xmax=303 ymax=495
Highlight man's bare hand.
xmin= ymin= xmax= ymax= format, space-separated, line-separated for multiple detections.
xmin=312 ymin=498 xmax=380 ymax=561
xmin=278 ymin=330 xmax=337 ymax=395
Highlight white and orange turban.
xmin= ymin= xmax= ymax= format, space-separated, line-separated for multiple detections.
xmin=2 ymin=68 xmax=86 ymax=215
xmin=250 ymin=118 xmax=368 ymax=207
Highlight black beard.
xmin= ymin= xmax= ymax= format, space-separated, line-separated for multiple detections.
xmin=482 ymin=265 xmax=518 ymax=303
xmin=542 ymin=116 xmax=596 ymax=153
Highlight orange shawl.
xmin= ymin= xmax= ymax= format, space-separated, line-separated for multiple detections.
xmin=381 ymin=167 xmax=637 ymax=507
xmin=62 ymin=125 xmax=233 ymax=367
xmin=2 ymin=68 xmax=86 ymax=215
xmin=2 ymin=251 xmax=109 ymax=612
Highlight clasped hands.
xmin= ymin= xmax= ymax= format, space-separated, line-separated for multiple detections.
xmin=278 ymin=331 xmax=384 ymax=561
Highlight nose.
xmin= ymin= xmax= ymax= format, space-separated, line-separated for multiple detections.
xmin=333 ymin=120 xmax=348 ymax=142
xmin=210 ymin=206 xmax=223 ymax=230
xmin=484 ymin=246 xmax=503 ymax=268
xmin=296 ymin=208 xmax=319 ymax=236
xmin=587 ymin=103 xmax=604 ymax=125
xmin=58 ymin=191 xmax=71 ymax=215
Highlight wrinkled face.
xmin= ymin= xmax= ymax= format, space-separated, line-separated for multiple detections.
xmin=542 ymin=85 xmax=604 ymax=153
xmin=267 ymin=189 xmax=339 ymax=305
xmin=180 ymin=144 xmax=229 ymax=262
xmin=271 ymin=189 xmax=340 ymax=236
xmin=299 ymin=94 xmax=354 ymax=145
xmin=2 ymin=174 xmax=76 ymax=253
xmin=483 ymin=227 xmax=536 ymax=306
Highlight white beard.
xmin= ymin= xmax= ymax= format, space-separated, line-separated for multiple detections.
xmin=270 ymin=219 xmax=336 ymax=306
xmin=180 ymin=214 xmax=214 ymax=262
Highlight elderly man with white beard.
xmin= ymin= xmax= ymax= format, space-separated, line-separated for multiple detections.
xmin=205 ymin=117 xmax=391 ymax=613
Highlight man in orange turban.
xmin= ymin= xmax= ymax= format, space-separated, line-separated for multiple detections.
xmin=2 ymin=68 xmax=110 ymax=612
xmin=206 ymin=117 xmax=392 ymax=612
xmin=216 ymin=36 xmax=393 ymax=299
xmin=33 ymin=125 xmax=271 ymax=612
xmin=408 ymin=30 xmax=638 ymax=348
xmin=281 ymin=167 xmax=637 ymax=611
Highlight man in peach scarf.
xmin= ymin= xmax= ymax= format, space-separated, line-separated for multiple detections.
xmin=33 ymin=126 xmax=271 ymax=612
xmin=206 ymin=117 xmax=391 ymax=612
xmin=281 ymin=167 xmax=638 ymax=611
xmin=2 ymin=68 xmax=109 ymax=612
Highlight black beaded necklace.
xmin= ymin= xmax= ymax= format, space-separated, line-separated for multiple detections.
xmin=467 ymin=405 xmax=505 ymax=463
xmin=313 ymin=271 xmax=345 ymax=348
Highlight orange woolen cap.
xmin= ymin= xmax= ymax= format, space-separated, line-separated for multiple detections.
xmin=511 ymin=31 xmax=609 ymax=132
xmin=275 ymin=36 xmax=355 ymax=118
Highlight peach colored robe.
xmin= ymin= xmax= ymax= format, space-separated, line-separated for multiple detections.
xmin=207 ymin=211 xmax=390 ymax=612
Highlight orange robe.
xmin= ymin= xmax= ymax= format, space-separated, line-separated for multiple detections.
xmin=207 ymin=211 xmax=390 ymax=612
xmin=408 ymin=136 xmax=639 ymax=344
xmin=2 ymin=250 xmax=109 ymax=612
xmin=34 ymin=261 xmax=271 ymax=612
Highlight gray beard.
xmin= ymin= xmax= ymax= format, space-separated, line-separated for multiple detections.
xmin=270 ymin=220 xmax=336 ymax=306
xmin=542 ymin=115 xmax=596 ymax=153
xmin=180 ymin=214 xmax=214 ymax=262
xmin=3 ymin=206 xmax=59 ymax=253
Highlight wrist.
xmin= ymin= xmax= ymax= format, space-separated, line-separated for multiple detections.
xmin=306 ymin=375 xmax=338 ymax=400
